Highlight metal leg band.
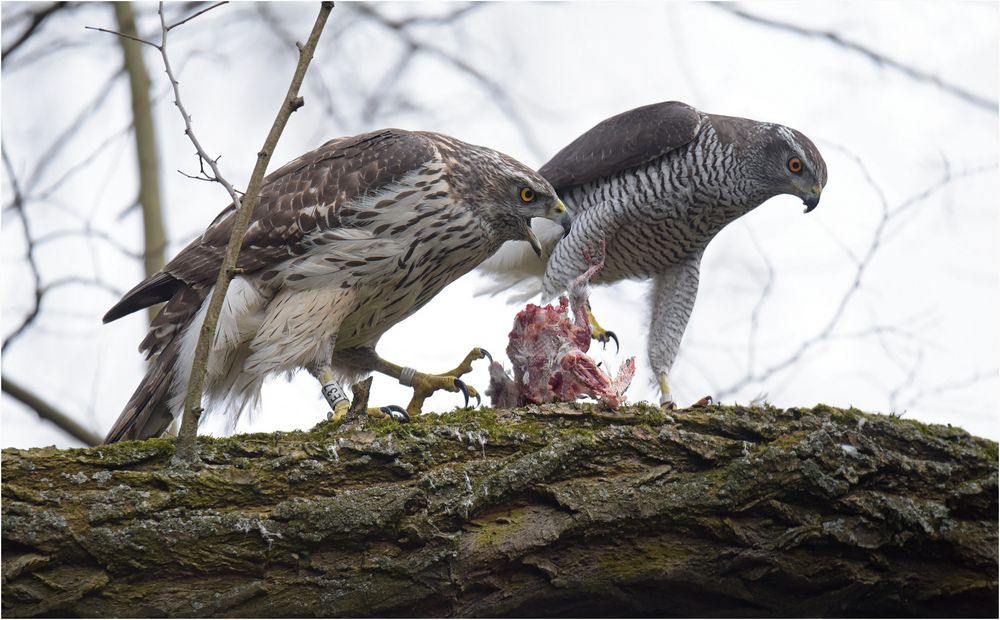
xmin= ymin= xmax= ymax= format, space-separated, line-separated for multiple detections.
xmin=322 ymin=382 xmax=349 ymax=409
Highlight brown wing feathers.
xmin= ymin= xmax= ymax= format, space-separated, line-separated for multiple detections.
xmin=102 ymin=129 xmax=435 ymax=326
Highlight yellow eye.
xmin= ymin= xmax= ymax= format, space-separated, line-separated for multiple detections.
xmin=519 ymin=187 xmax=536 ymax=203
xmin=788 ymin=157 xmax=803 ymax=174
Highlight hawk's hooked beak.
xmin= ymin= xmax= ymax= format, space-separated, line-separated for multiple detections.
xmin=551 ymin=198 xmax=567 ymax=220
xmin=525 ymin=226 xmax=543 ymax=258
xmin=559 ymin=211 xmax=572 ymax=237
xmin=803 ymin=186 xmax=822 ymax=214
xmin=525 ymin=199 xmax=568 ymax=257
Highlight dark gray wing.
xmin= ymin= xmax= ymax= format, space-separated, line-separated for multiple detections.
xmin=539 ymin=101 xmax=702 ymax=192
xmin=103 ymin=129 xmax=437 ymax=327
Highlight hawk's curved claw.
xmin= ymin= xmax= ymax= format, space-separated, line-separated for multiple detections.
xmin=451 ymin=378 xmax=482 ymax=409
xmin=380 ymin=405 xmax=410 ymax=423
xmin=587 ymin=309 xmax=619 ymax=354
xmin=480 ymin=348 xmax=493 ymax=364
xmin=454 ymin=378 xmax=470 ymax=408
xmin=601 ymin=330 xmax=619 ymax=354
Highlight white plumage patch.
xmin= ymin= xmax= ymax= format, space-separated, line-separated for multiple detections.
xmin=164 ymin=169 xmax=458 ymax=430
xmin=476 ymin=218 xmax=564 ymax=302
xmin=215 ymin=276 xmax=268 ymax=349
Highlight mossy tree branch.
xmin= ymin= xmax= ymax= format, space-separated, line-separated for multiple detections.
xmin=2 ymin=404 xmax=996 ymax=617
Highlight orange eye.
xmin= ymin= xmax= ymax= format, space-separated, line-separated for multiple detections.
xmin=519 ymin=187 xmax=536 ymax=203
xmin=788 ymin=157 xmax=803 ymax=174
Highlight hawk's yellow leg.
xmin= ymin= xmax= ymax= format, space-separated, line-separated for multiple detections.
xmin=658 ymin=374 xmax=677 ymax=410
xmin=657 ymin=374 xmax=714 ymax=410
xmin=587 ymin=308 xmax=619 ymax=352
xmin=315 ymin=366 xmax=394 ymax=421
xmin=371 ymin=347 xmax=491 ymax=417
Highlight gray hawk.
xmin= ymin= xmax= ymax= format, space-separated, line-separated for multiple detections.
xmin=480 ymin=101 xmax=827 ymax=407
xmin=103 ymin=129 xmax=567 ymax=442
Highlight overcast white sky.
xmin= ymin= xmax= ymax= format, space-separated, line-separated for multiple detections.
xmin=2 ymin=1 xmax=998 ymax=448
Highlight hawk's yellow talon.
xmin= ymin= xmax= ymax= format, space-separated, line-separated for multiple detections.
xmin=587 ymin=309 xmax=619 ymax=353
xmin=406 ymin=371 xmax=480 ymax=415
xmin=371 ymin=348 xmax=489 ymax=417
xmin=441 ymin=347 xmax=492 ymax=377
xmin=328 ymin=399 xmax=350 ymax=421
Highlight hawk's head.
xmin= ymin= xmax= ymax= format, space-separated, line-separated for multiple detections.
xmin=757 ymin=124 xmax=828 ymax=213
xmin=450 ymin=145 xmax=567 ymax=256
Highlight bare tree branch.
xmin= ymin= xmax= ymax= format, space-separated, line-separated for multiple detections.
xmin=897 ymin=369 xmax=998 ymax=414
xmin=713 ymin=4 xmax=998 ymax=114
xmin=351 ymin=3 xmax=545 ymax=161
xmin=1 ymin=2 xmax=73 ymax=61
xmin=1 ymin=148 xmax=43 ymax=356
xmin=22 ymin=65 xmax=126 ymax=194
xmin=82 ymin=25 xmax=155 ymax=49
xmin=42 ymin=276 xmax=123 ymax=299
xmin=164 ymin=0 xmax=228 ymax=31
xmin=715 ymin=157 xmax=995 ymax=401
xmin=32 ymin=118 xmax=134 ymax=203
xmin=743 ymin=226 xmax=775 ymax=378
xmin=32 ymin=227 xmax=146 ymax=261
xmin=1 ymin=375 xmax=101 ymax=446
xmin=113 ymin=1 xmax=167 ymax=324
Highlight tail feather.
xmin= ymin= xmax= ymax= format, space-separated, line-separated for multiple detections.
xmin=103 ymin=272 xmax=182 ymax=324
xmin=104 ymin=337 xmax=180 ymax=443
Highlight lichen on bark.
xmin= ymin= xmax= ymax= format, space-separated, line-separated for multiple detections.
xmin=2 ymin=403 xmax=997 ymax=617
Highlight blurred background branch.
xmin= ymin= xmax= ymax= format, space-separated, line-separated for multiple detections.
xmin=1 ymin=375 xmax=101 ymax=446
xmin=113 ymin=1 xmax=166 ymax=325
xmin=1 ymin=2 xmax=73 ymax=61
xmin=714 ymin=4 xmax=998 ymax=113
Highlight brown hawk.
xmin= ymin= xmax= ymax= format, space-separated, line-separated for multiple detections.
xmin=103 ymin=129 xmax=566 ymax=442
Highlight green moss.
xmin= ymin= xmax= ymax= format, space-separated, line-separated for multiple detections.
xmin=472 ymin=505 xmax=530 ymax=548
xmin=595 ymin=537 xmax=692 ymax=578
xmin=67 ymin=436 xmax=175 ymax=467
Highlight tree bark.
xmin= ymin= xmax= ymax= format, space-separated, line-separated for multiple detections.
xmin=2 ymin=403 xmax=996 ymax=617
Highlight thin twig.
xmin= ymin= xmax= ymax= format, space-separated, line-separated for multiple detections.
xmin=744 ymin=226 xmax=775 ymax=378
xmin=83 ymin=26 xmax=156 ymax=48
xmin=174 ymin=1 xmax=335 ymax=464
xmin=154 ymin=11 xmax=242 ymax=206
xmin=35 ymin=226 xmax=152 ymax=261
xmin=2 ymin=375 xmax=102 ymax=446
xmin=897 ymin=370 xmax=998 ymax=413
xmin=352 ymin=3 xmax=545 ymax=161
xmin=1 ymin=148 xmax=43 ymax=355
xmin=165 ymin=1 xmax=228 ymax=31
xmin=34 ymin=118 xmax=134 ymax=202
xmin=43 ymin=276 xmax=123 ymax=298
xmin=24 ymin=65 xmax=126 ymax=193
